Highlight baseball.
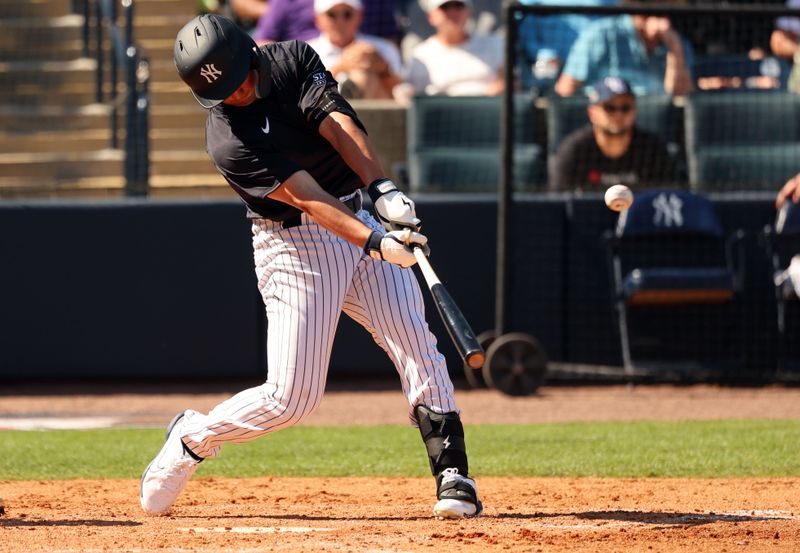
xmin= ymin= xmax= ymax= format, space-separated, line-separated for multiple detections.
xmin=604 ymin=184 xmax=633 ymax=212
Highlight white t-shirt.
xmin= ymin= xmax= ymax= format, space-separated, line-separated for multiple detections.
xmin=406 ymin=34 xmax=504 ymax=96
xmin=307 ymin=33 xmax=404 ymax=79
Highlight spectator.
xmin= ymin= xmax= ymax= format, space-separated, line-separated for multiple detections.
xmin=405 ymin=0 xmax=504 ymax=96
xmin=518 ymin=0 xmax=618 ymax=94
xmin=771 ymin=0 xmax=800 ymax=93
xmin=776 ymin=172 xmax=800 ymax=209
xmin=549 ymin=76 xmax=676 ymax=192
xmin=554 ymin=10 xmax=694 ymax=97
xmin=197 ymin=0 xmax=269 ymax=35
xmin=307 ymin=0 xmax=404 ymax=99
xmin=253 ymin=0 xmax=399 ymax=44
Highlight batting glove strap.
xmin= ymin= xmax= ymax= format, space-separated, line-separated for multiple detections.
xmin=367 ymin=178 xmax=422 ymax=232
xmin=367 ymin=178 xmax=397 ymax=202
xmin=363 ymin=229 xmax=428 ymax=268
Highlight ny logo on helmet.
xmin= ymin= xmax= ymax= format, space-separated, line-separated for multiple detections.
xmin=200 ymin=64 xmax=222 ymax=83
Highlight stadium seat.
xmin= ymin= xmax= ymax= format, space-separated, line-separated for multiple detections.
xmin=604 ymin=189 xmax=745 ymax=377
xmin=407 ymin=94 xmax=544 ymax=192
xmin=684 ymin=91 xmax=800 ymax=190
xmin=763 ymin=200 xmax=800 ymax=371
xmin=692 ymin=54 xmax=791 ymax=92
xmin=545 ymin=94 xmax=682 ymax=180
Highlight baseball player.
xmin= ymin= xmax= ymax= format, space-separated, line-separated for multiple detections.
xmin=139 ymin=14 xmax=482 ymax=520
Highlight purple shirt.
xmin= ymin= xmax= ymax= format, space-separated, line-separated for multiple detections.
xmin=253 ymin=0 xmax=399 ymax=43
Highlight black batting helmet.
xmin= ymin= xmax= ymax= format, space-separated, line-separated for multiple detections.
xmin=173 ymin=14 xmax=256 ymax=108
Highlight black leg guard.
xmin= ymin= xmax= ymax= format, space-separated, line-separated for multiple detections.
xmin=415 ymin=405 xmax=482 ymax=516
xmin=414 ymin=405 xmax=469 ymax=477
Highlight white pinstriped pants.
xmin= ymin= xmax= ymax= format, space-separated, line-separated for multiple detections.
xmin=181 ymin=203 xmax=458 ymax=458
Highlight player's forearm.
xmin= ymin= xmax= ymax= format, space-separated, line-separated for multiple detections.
xmin=319 ymin=112 xmax=385 ymax=185
xmin=269 ymin=170 xmax=372 ymax=248
xmin=663 ymin=41 xmax=693 ymax=96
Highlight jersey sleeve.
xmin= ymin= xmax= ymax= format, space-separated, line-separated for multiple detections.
xmin=292 ymin=41 xmax=366 ymax=132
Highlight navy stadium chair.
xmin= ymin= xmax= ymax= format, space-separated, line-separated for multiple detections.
xmin=407 ymin=94 xmax=544 ymax=192
xmin=684 ymin=91 xmax=800 ymax=190
xmin=604 ymin=189 xmax=745 ymax=376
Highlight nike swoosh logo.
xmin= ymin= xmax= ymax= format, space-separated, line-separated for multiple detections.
xmin=261 ymin=116 xmax=270 ymax=134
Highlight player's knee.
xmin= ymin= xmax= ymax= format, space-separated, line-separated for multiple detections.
xmin=264 ymin=385 xmax=323 ymax=427
xmin=414 ymin=405 xmax=469 ymax=477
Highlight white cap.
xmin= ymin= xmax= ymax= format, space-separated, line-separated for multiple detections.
xmin=314 ymin=0 xmax=362 ymax=14
xmin=420 ymin=0 xmax=472 ymax=13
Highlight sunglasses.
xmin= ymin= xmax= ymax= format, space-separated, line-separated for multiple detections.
xmin=602 ymin=103 xmax=634 ymax=114
xmin=325 ymin=9 xmax=355 ymax=20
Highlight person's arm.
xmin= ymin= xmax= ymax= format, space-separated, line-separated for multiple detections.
xmin=319 ymin=111 xmax=422 ymax=230
xmin=776 ymin=172 xmax=800 ymax=209
xmin=268 ymin=171 xmax=427 ymax=267
xmin=660 ymin=29 xmax=693 ymax=96
xmin=771 ymin=29 xmax=800 ymax=60
xmin=555 ymin=74 xmax=583 ymax=96
xmin=230 ymin=0 xmax=268 ymax=21
xmin=269 ymin=170 xmax=372 ymax=246
xmin=318 ymin=111 xmax=385 ymax=185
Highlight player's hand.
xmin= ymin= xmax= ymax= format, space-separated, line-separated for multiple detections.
xmin=363 ymin=229 xmax=429 ymax=268
xmin=776 ymin=173 xmax=800 ymax=209
xmin=368 ymin=178 xmax=422 ymax=232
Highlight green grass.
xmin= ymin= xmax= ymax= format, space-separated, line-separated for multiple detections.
xmin=1 ymin=420 xmax=798 ymax=480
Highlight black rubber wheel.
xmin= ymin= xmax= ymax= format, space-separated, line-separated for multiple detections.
xmin=483 ymin=333 xmax=547 ymax=396
xmin=463 ymin=330 xmax=496 ymax=389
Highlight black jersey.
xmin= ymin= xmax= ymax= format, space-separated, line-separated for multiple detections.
xmin=205 ymin=40 xmax=366 ymax=220
xmin=549 ymin=125 xmax=676 ymax=192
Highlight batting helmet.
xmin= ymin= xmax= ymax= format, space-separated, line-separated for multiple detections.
xmin=174 ymin=14 xmax=259 ymax=108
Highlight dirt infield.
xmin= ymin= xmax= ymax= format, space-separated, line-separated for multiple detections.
xmin=1 ymin=384 xmax=799 ymax=551
xmin=1 ymin=477 xmax=798 ymax=552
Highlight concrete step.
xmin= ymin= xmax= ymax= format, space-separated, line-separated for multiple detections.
xmin=0 ymin=40 xmax=85 ymax=62
xmin=0 ymin=104 xmax=206 ymax=132
xmin=0 ymin=149 xmax=124 ymax=180
xmin=0 ymin=81 xmax=194 ymax=108
xmin=0 ymin=149 xmax=222 ymax=183
xmin=0 ymin=173 xmax=232 ymax=199
xmin=0 ymin=15 xmax=83 ymax=49
xmin=133 ymin=0 xmax=198 ymax=18
xmin=0 ymin=0 xmax=72 ymax=19
xmin=0 ymin=126 xmax=207 ymax=153
xmin=0 ymin=58 xmax=96 ymax=88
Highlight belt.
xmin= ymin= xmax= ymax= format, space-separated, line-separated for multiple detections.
xmin=281 ymin=191 xmax=362 ymax=229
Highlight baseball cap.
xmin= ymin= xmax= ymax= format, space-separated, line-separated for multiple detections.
xmin=588 ymin=76 xmax=634 ymax=105
xmin=420 ymin=0 xmax=472 ymax=13
xmin=314 ymin=0 xmax=362 ymax=13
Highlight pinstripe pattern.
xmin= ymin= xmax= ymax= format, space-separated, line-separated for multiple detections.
xmin=181 ymin=203 xmax=457 ymax=458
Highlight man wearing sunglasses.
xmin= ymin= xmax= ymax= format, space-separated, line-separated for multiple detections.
xmin=307 ymin=0 xmax=404 ymax=99
xmin=549 ymin=76 xmax=676 ymax=191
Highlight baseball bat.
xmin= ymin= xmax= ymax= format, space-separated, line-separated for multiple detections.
xmin=413 ymin=248 xmax=486 ymax=369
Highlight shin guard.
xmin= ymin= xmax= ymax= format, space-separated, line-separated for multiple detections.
xmin=414 ymin=405 xmax=469 ymax=477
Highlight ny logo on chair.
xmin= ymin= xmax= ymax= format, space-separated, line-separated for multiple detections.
xmin=604 ymin=189 xmax=745 ymax=377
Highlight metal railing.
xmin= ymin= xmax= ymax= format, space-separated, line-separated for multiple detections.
xmin=76 ymin=0 xmax=150 ymax=196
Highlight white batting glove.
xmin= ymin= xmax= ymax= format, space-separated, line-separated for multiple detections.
xmin=367 ymin=178 xmax=421 ymax=232
xmin=363 ymin=229 xmax=429 ymax=268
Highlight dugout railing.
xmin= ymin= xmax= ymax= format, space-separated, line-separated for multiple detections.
xmin=76 ymin=0 xmax=150 ymax=196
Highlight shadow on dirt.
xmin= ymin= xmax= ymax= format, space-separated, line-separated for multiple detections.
xmin=0 ymin=519 xmax=142 ymax=527
xmin=497 ymin=510 xmax=790 ymax=526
